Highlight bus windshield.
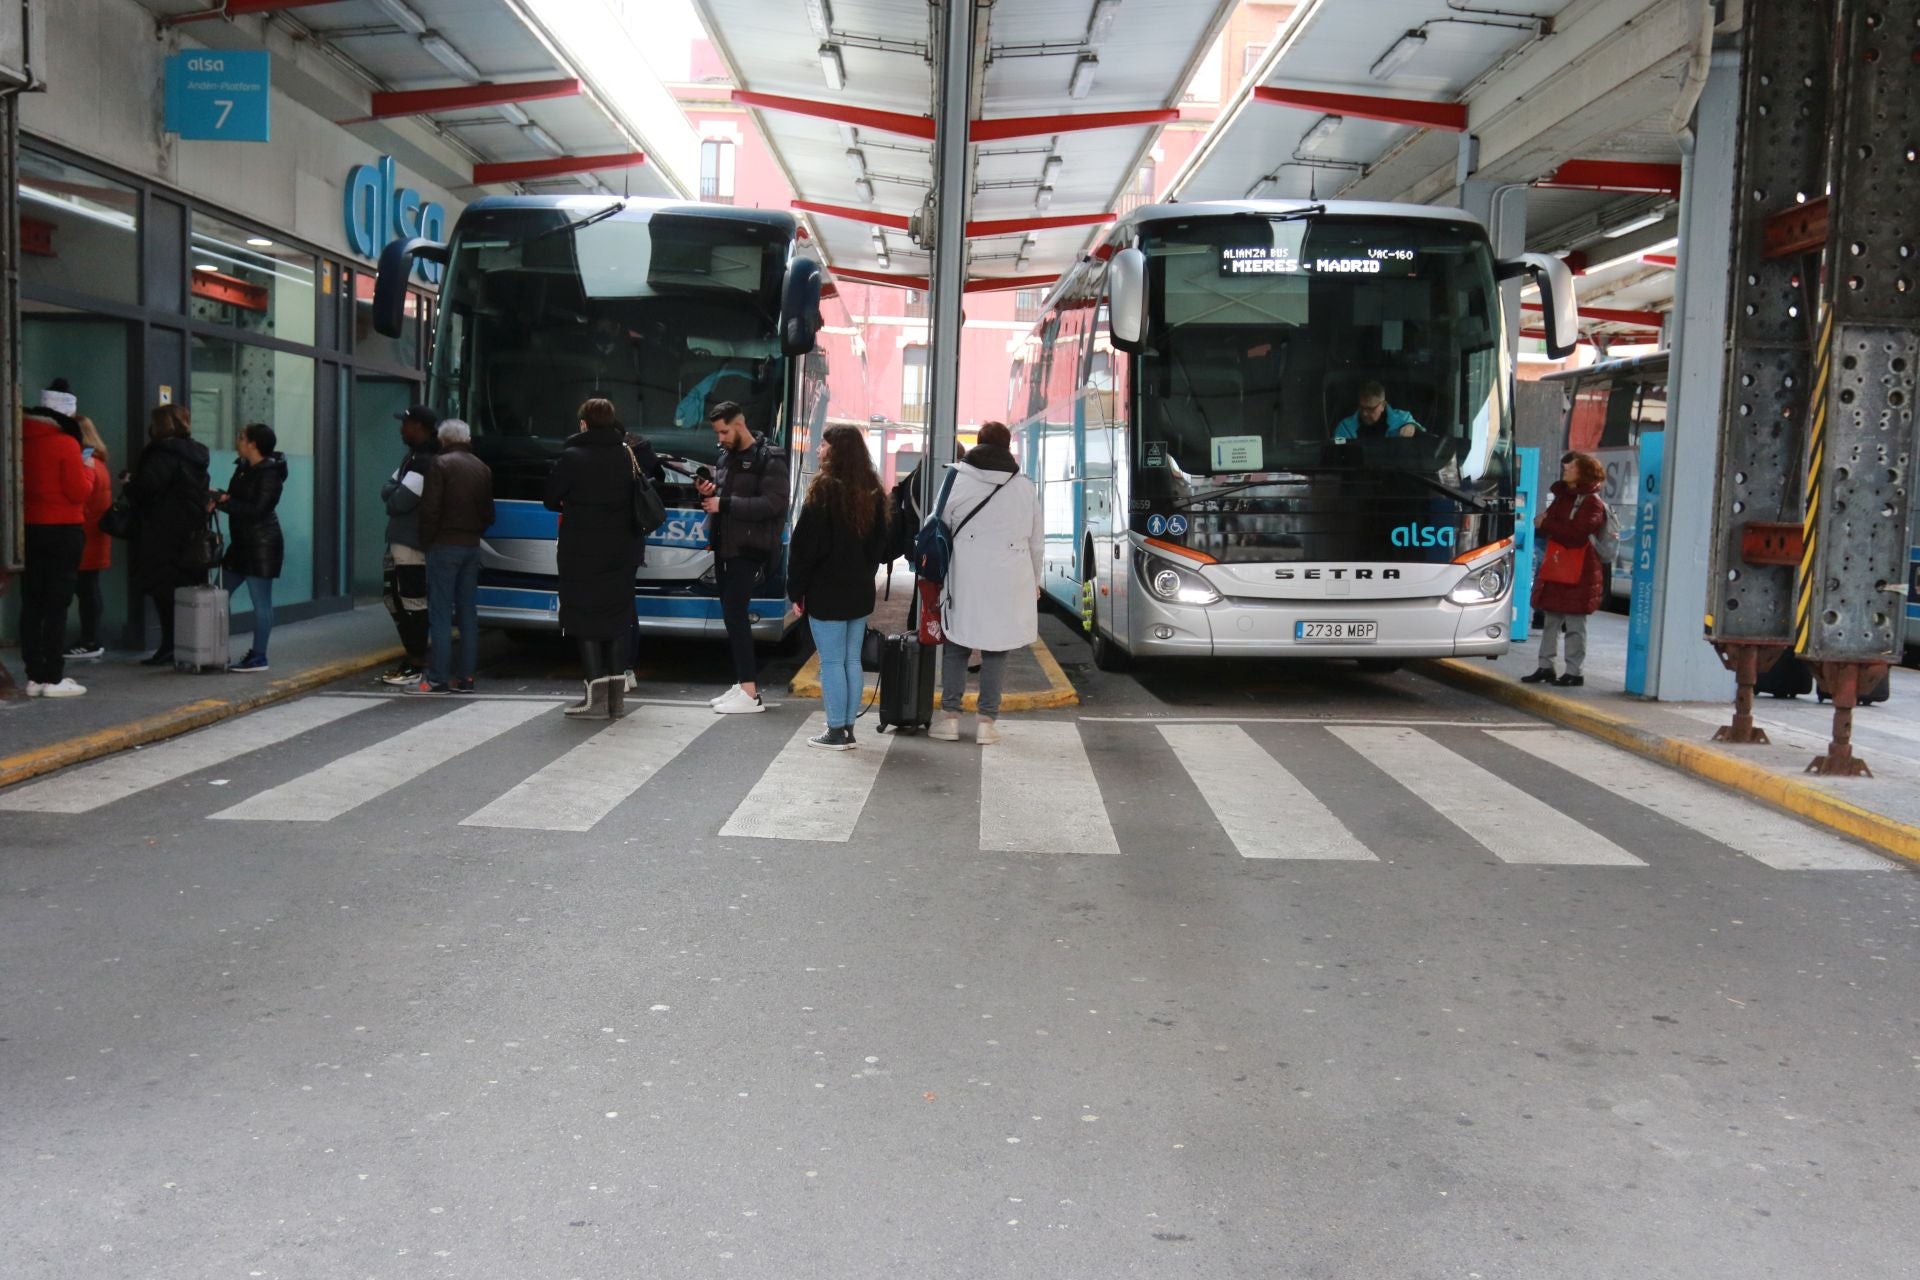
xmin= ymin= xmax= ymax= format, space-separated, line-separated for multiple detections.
xmin=1135 ymin=215 xmax=1509 ymax=487
xmin=430 ymin=204 xmax=790 ymax=463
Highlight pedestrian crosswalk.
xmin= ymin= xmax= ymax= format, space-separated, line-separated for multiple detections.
xmin=0 ymin=696 xmax=1893 ymax=872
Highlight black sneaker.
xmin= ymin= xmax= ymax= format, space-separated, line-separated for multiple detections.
xmin=808 ymin=725 xmax=855 ymax=751
xmin=139 ymin=650 xmax=174 ymax=667
xmin=1554 ymin=673 xmax=1585 ymax=687
xmin=64 ymin=644 xmax=105 ymax=661
xmin=410 ymin=678 xmax=452 ymax=695
xmin=1519 ymin=667 xmax=1557 ymax=684
xmin=451 ymin=677 xmax=476 ymax=694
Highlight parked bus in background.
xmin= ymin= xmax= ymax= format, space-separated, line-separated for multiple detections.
xmin=1542 ymin=351 xmax=1669 ymax=608
xmin=374 ymin=197 xmax=825 ymax=642
xmin=1009 ymin=199 xmax=1579 ymax=670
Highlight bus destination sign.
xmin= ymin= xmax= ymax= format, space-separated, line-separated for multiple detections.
xmin=1220 ymin=245 xmax=1300 ymax=276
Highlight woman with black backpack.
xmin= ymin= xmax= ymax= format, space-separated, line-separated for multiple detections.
xmin=125 ymin=403 xmax=211 ymax=667
xmin=787 ymin=425 xmax=890 ymax=750
xmin=545 ymin=397 xmax=663 ymax=719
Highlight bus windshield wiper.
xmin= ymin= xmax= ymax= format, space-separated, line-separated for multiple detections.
xmin=522 ymin=201 xmax=627 ymax=246
xmin=1170 ymin=477 xmax=1314 ymax=509
xmin=1380 ymin=467 xmax=1498 ymax=512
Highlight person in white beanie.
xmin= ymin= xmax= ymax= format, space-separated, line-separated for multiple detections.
xmin=19 ymin=379 xmax=98 ymax=696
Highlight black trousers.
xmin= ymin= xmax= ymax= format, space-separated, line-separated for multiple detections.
xmin=20 ymin=524 xmax=86 ymax=684
xmin=717 ymin=556 xmax=761 ymax=685
xmin=74 ymin=569 xmax=104 ymax=648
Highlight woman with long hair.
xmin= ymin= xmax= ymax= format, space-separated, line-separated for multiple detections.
xmin=787 ymin=425 xmax=889 ymax=749
xmin=1524 ymin=450 xmax=1609 ymax=687
xmin=125 ymin=403 xmax=210 ymax=666
xmin=65 ymin=415 xmax=115 ymax=661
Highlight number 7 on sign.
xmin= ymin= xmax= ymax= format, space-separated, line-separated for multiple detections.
xmin=214 ymin=99 xmax=233 ymax=129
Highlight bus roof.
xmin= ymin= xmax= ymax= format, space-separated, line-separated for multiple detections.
xmin=1538 ymin=350 xmax=1671 ymax=384
xmin=459 ymin=195 xmax=797 ymax=238
xmin=1118 ymin=198 xmax=1489 ymax=235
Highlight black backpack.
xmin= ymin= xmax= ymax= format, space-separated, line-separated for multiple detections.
xmin=880 ymin=469 xmax=922 ymax=597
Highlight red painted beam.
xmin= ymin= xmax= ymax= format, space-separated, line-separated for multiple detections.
xmin=964 ymin=275 xmax=1059 ymax=294
xmin=794 ymin=200 xmax=912 ymax=232
xmin=1522 ymin=329 xmax=1663 ymax=346
xmin=369 ymin=78 xmax=582 ymax=121
xmin=1252 ymin=85 xmax=1465 ymax=132
xmin=965 ymin=212 xmax=1114 ymax=237
xmin=1763 ymin=194 xmax=1828 ymax=259
xmin=1641 ymin=253 xmax=1678 ymax=268
xmin=829 ymin=266 xmax=930 ymax=290
xmin=166 ymin=0 xmax=342 ymax=22
xmin=1537 ymin=159 xmax=1683 ymax=198
xmin=733 ymin=90 xmax=934 ymax=140
xmin=473 ymin=151 xmax=647 ymax=185
xmin=969 ymin=109 xmax=1180 ymax=142
xmin=1522 ymin=303 xmax=1666 ymax=328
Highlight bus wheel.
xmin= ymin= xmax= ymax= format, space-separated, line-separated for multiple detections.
xmin=1083 ymin=571 xmax=1131 ymax=672
xmin=1356 ymin=658 xmax=1402 ymax=674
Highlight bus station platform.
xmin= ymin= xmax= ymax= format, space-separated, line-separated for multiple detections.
xmin=1425 ymin=612 xmax=1920 ymax=863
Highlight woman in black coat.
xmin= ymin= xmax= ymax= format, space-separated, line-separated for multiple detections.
xmin=125 ymin=403 xmax=211 ymax=665
xmin=544 ymin=396 xmax=663 ymax=718
xmin=215 ymin=422 xmax=287 ymax=672
xmin=786 ymin=424 xmax=889 ymax=750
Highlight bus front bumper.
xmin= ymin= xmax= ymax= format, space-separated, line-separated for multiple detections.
xmin=476 ymin=585 xmax=795 ymax=644
xmin=1126 ymin=591 xmax=1513 ymax=659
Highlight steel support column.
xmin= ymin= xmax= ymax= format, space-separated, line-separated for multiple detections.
xmin=922 ymin=0 xmax=979 ymax=514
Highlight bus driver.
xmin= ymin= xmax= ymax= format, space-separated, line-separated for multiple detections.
xmin=1333 ymin=381 xmax=1422 ymax=441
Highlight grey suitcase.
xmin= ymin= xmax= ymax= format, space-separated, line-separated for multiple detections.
xmin=174 ymin=583 xmax=230 ymax=673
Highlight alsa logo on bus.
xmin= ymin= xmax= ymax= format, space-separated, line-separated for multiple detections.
xmin=652 ymin=513 xmax=711 ymax=548
xmin=343 ymin=156 xmax=445 ymax=283
xmin=1391 ymin=523 xmax=1457 ymax=548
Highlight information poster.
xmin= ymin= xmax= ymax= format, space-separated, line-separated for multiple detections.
xmin=1624 ymin=431 xmax=1665 ymax=695
xmin=1510 ymin=447 xmax=1538 ymax=643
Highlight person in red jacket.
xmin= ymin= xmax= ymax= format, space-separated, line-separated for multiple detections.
xmin=18 ymin=380 xmax=98 ymax=697
xmin=1522 ymin=450 xmax=1608 ymax=688
xmin=65 ymin=415 xmax=115 ymax=661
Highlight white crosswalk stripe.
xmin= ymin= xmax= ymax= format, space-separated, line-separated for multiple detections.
xmin=719 ymin=713 xmax=895 ymax=842
xmin=1488 ymin=729 xmax=1890 ymax=871
xmin=980 ymin=720 xmax=1120 ymax=855
xmin=1329 ymin=725 xmax=1647 ymax=866
xmin=209 ymin=699 xmax=555 ymax=822
xmin=461 ymin=704 xmax=718 ymax=832
xmin=0 ymin=697 xmax=378 ymax=814
xmin=1159 ymin=724 xmax=1374 ymax=860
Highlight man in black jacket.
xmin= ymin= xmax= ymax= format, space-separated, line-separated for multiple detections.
xmin=214 ymin=422 xmax=287 ymax=673
xmin=377 ymin=405 xmax=439 ymax=686
xmin=695 ymin=401 xmax=789 ymax=714
xmin=416 ymin=419 xmax=495 ymax=695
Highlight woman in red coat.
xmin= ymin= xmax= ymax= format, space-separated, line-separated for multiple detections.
xmin=67 ymin=415 xmax=115 ymax=660
xmin=1523 ymin=451 xmax=1608 ymax=687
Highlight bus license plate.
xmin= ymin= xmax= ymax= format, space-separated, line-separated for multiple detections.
xmin=1296 ymin=621 xmax=1377 ymax=642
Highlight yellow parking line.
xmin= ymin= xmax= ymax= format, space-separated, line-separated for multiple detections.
xmin=787 ymin=639 xmax=1080 ymax=713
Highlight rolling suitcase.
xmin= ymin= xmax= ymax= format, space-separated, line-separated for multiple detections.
xmin=1754 ymin=650 xmax=1813 ymax=699
xmin=174 ymin=583 xmax=230 ymax=673
xmin=875 ymin=633 xmax=936 ymax=733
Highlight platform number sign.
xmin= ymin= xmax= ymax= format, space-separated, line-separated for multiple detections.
xmin=164 ymin=51 xmax=271 ymax=143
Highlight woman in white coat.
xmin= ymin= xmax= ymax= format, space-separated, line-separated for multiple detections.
xmin=930 ymin=421 xmax=1044 ymax=745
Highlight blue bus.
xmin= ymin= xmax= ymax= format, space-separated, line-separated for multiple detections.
xmin=1009 ymin=199 xmax=1578 ymax=670
xmin=373 ymin=196 xmax=825 ymax=641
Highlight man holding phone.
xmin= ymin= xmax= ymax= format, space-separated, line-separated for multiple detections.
xmin=696 ymin=402 xmax=788 ymax=714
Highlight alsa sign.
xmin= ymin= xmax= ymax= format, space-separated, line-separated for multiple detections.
xmin=343 ymin=156 xmax=445 ymax=284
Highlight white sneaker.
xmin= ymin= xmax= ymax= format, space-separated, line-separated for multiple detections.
xmin=25 ymin=680 xmax=44 ymax=698
xmin=928 ymin=713 xmax=961 ymax=742
xmin=708 ymin=683 xmax=742 ymax=706
xmin=623 ymin=669 xmax=637 ymax=692
xmin=975 ymin=719 xmax=1001 ymax=746
xmin=37 ymin=677 xmax=87 ymax=698
xmin=712 ymin=686 xmax=765 ymax=715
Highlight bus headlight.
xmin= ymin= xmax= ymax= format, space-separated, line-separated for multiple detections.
xmin=1447 ymin=556 xmax=1512 ymax=605
xmin=1138 ymin=552 xmax=1220 ymax=605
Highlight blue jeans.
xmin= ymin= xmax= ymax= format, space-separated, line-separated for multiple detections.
xmin=221 ymin=567 xmax=275 ymax=658
xmin=426 ymin=545 xmax=482 ymax=685
xmin=809 ymin=615 xmax=866 ymax=728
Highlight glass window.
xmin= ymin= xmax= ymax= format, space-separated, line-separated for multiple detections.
xmin=700 ymin=139 xmax=736 ymax=203
xmin=190 ymin=211 xmax=317 ymax=344
xmin=352 ymin=270 xmax=423 ymax=367
xmin=901 ymin=344 xmax=929 ymax=424
xmin=1014 ymin=289 xmax=1042 ymax=323
xmin=191 ymin=337 xmax=318 ymax=606
xmin=19 ymin=150 xmax=139 ymax=305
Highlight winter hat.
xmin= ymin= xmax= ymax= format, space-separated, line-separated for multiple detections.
xmin=38 ymin=378 xmax=76 ymax=418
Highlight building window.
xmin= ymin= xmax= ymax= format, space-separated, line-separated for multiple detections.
xmin=1015 ymin=289 xmax=1043 ymax=323
xmin=903 ymin=289 xmax=928 ymax=318
xmin=901 ymin=344 xmax=929 ymax=424
xmin=1242 ymin=42 xmax=1268 ymax=77
xmin=190 ymin=210 xmax=317 ymax=345
xmin=700 ymin=139 xmax=736 ymax=203
xmin=19 ymin=150 xmax=139 ymax=306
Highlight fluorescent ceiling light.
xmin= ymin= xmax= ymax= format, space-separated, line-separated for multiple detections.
xmin=1087 ymin=0 xmax=1121 ymax=43
xmin=871 ymin=231 xmax=887 ymax=253
xmin=1298 ymin=114 xmax=1342 ymax=153
xmin=805 ymin=0 xmax=834 ymax=42
xmin=194 ymin=263 xmax=219 ymax=272
xmin=876 ymin=252 xmax=889 ymax=269
xmin=369 ymin=0 xmax=429 ymax=36
xmin=1041 ymin=154 xmax=1063 ymax=185
xmin=245 ymin=236 xmax=274 ymax=248
xmin=1602 ymin=209 xmax=1667 ymax=238
xmin=846 ymin=148 xmax=868 ymax=180
xmin=838 ymin=123 xmax=858 ymax=147
xmin=1370 ymin=29 xmax=1427 ymax=80
xmin=522 ymin=124 xmax=565 ymax=156
xmin=1584 ymin=237 xmax=1681 ymax=275
xmin=819 ymin=44 xmax=845 ymax=91
xmin=419 ymin=33 xmax=481 ymax=81
xmin=854 ymin=176 xmax=875 ymax=203
xmin=1034 ymin=185 xmax=1054 ymax=210
xmin=1016 ymin=249 xmax=1031 ymax=272
xmin=1068 ymin=55 xmax=1097 ymax=99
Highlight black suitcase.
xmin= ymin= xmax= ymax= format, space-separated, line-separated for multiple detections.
xmin=876 ymin=633 xmax=936 ymax=733
xmin=1817 ymin=664 xmax=1892 ymax=706
xmin=1755 ymin=651 xmax=1813 ymax=698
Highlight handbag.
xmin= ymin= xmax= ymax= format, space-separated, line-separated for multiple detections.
xmin=624 ymin=442 xmax=667 ymax=536
xmin=1537 ymin=538 xmax=1585 ymax=585
xmin=98 ymin=495 xmax=137 ymax=540
xmin=915 ymin=577 xmax=946 ymax=646
xmin=183 ymin=511 xmax=225 ymax=575
xmin=860 ymin=625 xmax=885 ymax=673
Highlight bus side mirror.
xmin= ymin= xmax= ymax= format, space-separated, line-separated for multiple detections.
xmin=780 ymin=258 xmax=823 ymax=356
xmin=1500 ymin=251 xmax=1578 ymax=359
xmin=1108 ymin=248 xmax=1147 ymax=353
xmin=372 ymin=237 xmax=447 ymax=337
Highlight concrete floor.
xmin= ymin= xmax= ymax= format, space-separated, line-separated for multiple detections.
xmin=4 ymin=618 xmax=1918 ymax=1279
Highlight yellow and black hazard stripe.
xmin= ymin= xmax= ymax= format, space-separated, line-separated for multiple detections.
xmin=1794 ymin=307 xmax=1835 ymax=654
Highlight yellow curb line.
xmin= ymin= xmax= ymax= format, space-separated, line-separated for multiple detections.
xmin=788 ymin=639 xmax=1080 ymax=714
xmin=1420 ymin=658 xmax=1920 ymax=867
xmin=0 ymin=645 xmax=405 ymax=791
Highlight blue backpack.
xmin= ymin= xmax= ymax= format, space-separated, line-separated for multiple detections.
xmin=912 ymin=470 xmax=1004 ymax=586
